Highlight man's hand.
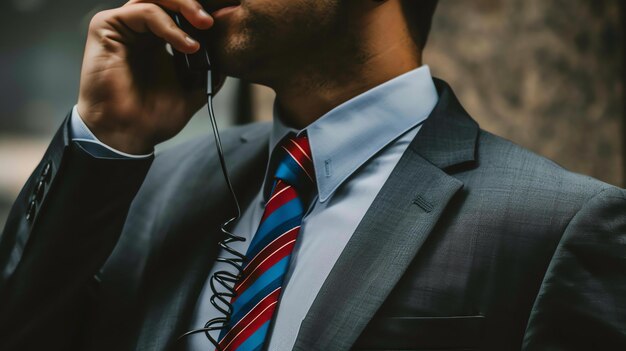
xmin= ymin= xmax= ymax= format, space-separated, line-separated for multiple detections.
xmin=77 ymin=0 xmax=217 ymax=154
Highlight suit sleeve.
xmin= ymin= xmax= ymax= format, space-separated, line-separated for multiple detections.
xmin=522 ymin=187 xmax=626 ymax=350
xmin=0 ymin=112 xmax=153 ymax=350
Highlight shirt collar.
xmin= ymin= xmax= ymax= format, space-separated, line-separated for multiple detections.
xmin=266 ymin=65 xmax=438 ymax=203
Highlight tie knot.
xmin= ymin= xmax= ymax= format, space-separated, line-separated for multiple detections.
xmin=270 ymin=133 xmax=316 ymax=197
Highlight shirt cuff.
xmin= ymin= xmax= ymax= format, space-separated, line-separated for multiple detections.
xmin=69 ymin=105 xmax=153 ymax=159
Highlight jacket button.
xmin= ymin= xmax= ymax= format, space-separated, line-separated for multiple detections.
xmin=26 ymin=200 xmax=37 ymax=222
xmin=41 ymin=161 xmax=52 ymax=183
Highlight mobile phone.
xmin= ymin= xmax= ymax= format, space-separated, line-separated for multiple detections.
xmin=169 ymin=10 xmax=212 ymax=91
xmin=170 ymin=12 xmax=212 ymax=72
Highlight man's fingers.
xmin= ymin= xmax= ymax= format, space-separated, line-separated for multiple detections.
xmin=100 ymin=4 xmax=201 ymax=54
xmin=126 ymin=0 xmax=214 ymax=30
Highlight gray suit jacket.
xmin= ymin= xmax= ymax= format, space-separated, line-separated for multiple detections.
xmin=1 ymin=79 xmax=625 ymax=350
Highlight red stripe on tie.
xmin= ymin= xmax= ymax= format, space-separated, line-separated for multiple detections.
xmin=219 ymin=288 xmax=281 ymax=351
xmin=289 ymin=138 xmax=312 ymax=162
xmin=235 ymin=238 xmax=296 ymax=295
xmin=268 ymin=180 xmax=288 ymax=201
xmin=284 ymin=138 xmax=315 ymax=182
xmin=235 ymin=226 xmax=300 ymax=295
xmin=262 ymin=185 xmax=297 ymax=222
xmin=282 ymin=146 xmax=315 ymax=183
xmin=242 ymin=226 xmax=300 ymax=273
xmin=291 ymin=137 xmax=312 ymax=160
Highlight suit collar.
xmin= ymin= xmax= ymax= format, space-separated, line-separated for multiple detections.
xmin=410 ymin=78 xmax=479 ymax=169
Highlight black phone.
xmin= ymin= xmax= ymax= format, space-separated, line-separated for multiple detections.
xmin=170 ymin=12 xmax=212 ymax=72
xmin=169 ymin=10 xmax=213 ymax=91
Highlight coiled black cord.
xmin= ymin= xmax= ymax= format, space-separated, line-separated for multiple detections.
xmin=177 ymin=73 xmax=247 ymax=350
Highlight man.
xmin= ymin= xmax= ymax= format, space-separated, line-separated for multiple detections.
xmin=0 ymin=0 xmax=624 ymax=350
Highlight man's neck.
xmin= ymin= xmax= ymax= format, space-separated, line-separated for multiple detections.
xmin=270 ymin=2 xmax=422 ymax=130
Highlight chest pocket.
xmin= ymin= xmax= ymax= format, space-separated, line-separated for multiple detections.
xmin=351 ymin=315 xmax=485 ymax=351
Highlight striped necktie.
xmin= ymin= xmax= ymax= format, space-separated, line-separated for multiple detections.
xmin=217 ymin=132 xmax=316 ymax=351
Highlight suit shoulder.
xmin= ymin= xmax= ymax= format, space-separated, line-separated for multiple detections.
xmin=154 ymin=121 xmax=271 ymax=163
xmin=473 ymin=129 xmax=619 ymax=202
xmin=140 ymin=121 xmax=270 ymax=186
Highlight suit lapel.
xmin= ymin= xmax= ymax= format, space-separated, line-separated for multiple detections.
xmin=293 ymin=79 xmax=479 ymax=351
xmin=133 ymin=124 xmax=271 ymax=351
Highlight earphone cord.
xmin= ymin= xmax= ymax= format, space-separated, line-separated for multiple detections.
xmin=177 ymin=72 xmax=246 ymax=350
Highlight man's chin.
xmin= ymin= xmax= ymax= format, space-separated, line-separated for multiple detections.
xmin=209 ymin=41 xmax=268 ymax=82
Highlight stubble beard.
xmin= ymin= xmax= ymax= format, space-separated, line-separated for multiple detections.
xmin=208 ymin=0 xmax=346 ymax=88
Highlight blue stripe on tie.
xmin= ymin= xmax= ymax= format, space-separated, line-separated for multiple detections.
xmin=235 ymin=320 xmax=271 ymax=351
xmin=245 ymin=198 xmax=302 ymax=258
xmin=226 ymin=276 xmax=280 ymax=336
xmin=255 ymin=198 xmax=303 ymax=240
xmin=245 ymin=216 xmax=302 ymax=264
xmin=275 ymin=155 xmax=306 ymax=189
xmin=230 ymin=256 xmax=290 ymax=325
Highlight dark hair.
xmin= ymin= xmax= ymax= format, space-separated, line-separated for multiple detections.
xmin=401 ymin=0 xmax=439 ymax=49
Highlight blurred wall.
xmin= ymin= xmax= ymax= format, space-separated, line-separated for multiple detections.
xmin=0 ymin=0 xmax=624 ymax=227
xmin=426 ymin=0 xmax=624 ymax=186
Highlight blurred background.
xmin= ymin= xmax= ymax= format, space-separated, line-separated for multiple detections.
xmin=0 ymin=0 xmax=624 ymax=227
